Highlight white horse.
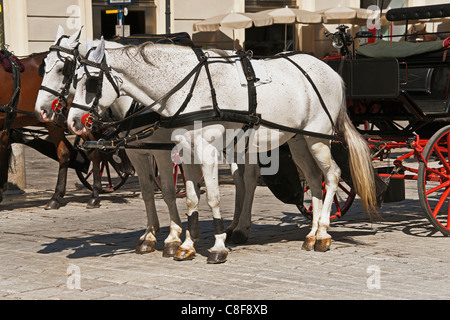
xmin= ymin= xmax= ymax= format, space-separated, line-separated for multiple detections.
xmin=67 ymin=38 xmax=378 ymax=263
xmin=40 ymin=27 xmax=261 ymax=260
xmin=35 ymin=27 xmax=184 ymax=256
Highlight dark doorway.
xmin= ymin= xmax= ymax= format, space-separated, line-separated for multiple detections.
xmin=100 ymin=10 xmax=146 ymax=40
xmin=245 ymin=24 xmax=295 ymax=56
xmin=126 ymin=11 xmax=146 ymax=35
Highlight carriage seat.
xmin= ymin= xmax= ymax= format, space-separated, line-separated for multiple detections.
xmin=0 ymin=50 xmax=25 ymax=73
xmin=356 ymin=38 xmax=450 ymax=59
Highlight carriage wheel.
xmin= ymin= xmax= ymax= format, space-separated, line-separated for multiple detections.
xmin=74 ymin=136 xmax=130 ymax=193
xmin=418 ymin=125 xmax=450 ymax=236
xmin=297 ymin=178 xmax=356 ymax=221
xmin=153 ymin=156 xmax=187 ymax=198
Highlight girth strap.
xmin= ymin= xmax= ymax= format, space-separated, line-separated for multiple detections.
xmin=237 ymin=50 xmax=258 ymax=116
xmin=277 ymin=53 xmax=337 ymax=131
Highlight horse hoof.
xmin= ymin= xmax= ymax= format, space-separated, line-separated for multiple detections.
xmin=136 ymin=240 xmax=156 ymax=254
xmin=44 ymin=200 xmax=60 ymax=210
xmin=207 ymin=251 xmax=228 ymax=264
xmin=86 ymin=198 xmax=100 ymax=209
xmin=173 ymin=248 xmax=196 ymax=261
xmin=314 ymin=238 xmax=331 ymax=252
xmin=229 ymin=230 xmax=248 ymax=244
xmin=302 ymin=236 xmax=315 ymax=251
xmin=162 ymin=241 xmax=182 ymax=258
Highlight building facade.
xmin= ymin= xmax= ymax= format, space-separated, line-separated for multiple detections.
xmin=0 ymin=0 xmax=447 ymax=56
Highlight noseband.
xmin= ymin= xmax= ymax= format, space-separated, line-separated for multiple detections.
xmin=39 ymin=35 xmax=80 ymax=116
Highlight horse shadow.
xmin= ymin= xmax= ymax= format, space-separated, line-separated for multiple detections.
xmin=0 ymin=180 xmax=143 ymax=211
xmin=37 ymin=221 xmax=232 ymax=259
xmin=36 ymin=199 xmax=442 ymax=260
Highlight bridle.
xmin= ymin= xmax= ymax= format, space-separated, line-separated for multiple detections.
xmin=70 ymin=47 xmax=121 ymax=130
xmin=39 ymin=35 xmax=80 ymax=116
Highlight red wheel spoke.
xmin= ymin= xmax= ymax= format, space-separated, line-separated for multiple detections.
xmin=426 ymin=166 xmax=448 ymax=180
xmin=99 ymin=161 xmax=105 ymax=179
xmin=173 ymin=165 xmax=179 ymax=185
xmin=426 ymin=180 xmax=450 ymax=196
xmin=85 ymin=170 xmax=93 ymax=180
xmin=338 ymin=182 xmax=352 ymax=196
xmin=433 ymin=145 xmax=450 ymax=173
xmin=333 ymin=195 xmax=342 ymax=213
xmin=432 ymin=186 xmax=450 ymax=217
xmin=447 ymin=201 xmax=450 ymax=229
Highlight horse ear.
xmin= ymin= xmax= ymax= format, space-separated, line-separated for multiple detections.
xmin=91 ymin=37 xmax=105 ymax=64
xmin=67 ymin=26 xmax=83 ymax=48
xmin=54 ymin=25 xmax=65 ymax=44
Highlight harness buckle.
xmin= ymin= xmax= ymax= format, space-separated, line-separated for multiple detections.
xmin=51 ymin=98 xmax=66 ymax=114
xmin=249 ymin=113 xmax=260 ymax=126
xmin=82 ymin=112 xmax=95 ymax=130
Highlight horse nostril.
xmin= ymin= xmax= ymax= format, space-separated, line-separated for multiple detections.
xmin=39 ymin=109 xmax=48 ymax=121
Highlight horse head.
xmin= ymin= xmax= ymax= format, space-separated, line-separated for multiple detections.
xmin=35 ymin=25 xmax=82 ymax=123
xmin=68 ymin=37 xmax=124 ymax=135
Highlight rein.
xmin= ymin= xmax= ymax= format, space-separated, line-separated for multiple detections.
xmin=0 ymin=49 xmax=22 ymax=143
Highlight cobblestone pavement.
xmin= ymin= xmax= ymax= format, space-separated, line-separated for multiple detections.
xmin=0 ymin=146 xmax=449 ymax=302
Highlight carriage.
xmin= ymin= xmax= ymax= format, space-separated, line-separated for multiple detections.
xmin=70 ymin=4 xmax=450 ymax=240
xmin=3 ymin=3 xmax=447 ymax=264
xmin=313 ymin=3 xmax=450 ymax=236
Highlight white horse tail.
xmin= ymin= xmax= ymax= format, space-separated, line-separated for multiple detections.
xmin=335 ymin=83 xmax=378 ymax=218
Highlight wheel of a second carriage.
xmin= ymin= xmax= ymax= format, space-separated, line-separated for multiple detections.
xmin=74 ymin=136 xmax=130 ymax=193
xmin=418 ymin=125 xmax=450 ymax=236
xmin=297 ymin=178 xmax=356 ymax=221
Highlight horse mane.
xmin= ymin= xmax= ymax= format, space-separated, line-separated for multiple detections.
xmin=111 ymin=41 xmax=195 ymax=67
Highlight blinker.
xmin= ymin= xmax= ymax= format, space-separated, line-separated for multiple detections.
xmin=86 ymin=76 xmax=101 ymax=94
xmin=38 ymin=60 xmax=45 ymax=77
xmin=62 ymin=58 xmax=75 ymax=77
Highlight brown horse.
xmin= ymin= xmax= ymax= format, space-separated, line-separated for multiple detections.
xmin=0 ymin=51 xmax=102 ymax=209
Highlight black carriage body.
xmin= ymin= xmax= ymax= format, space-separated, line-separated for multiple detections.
xmin=325 ymin=44 xmax=450 ymax=138
xmin=324 ymin=2 xmax=450 ymax=139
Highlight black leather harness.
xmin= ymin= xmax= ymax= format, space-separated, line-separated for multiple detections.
xmin=38 ymin=35 xmax=80 ymax=116
xmin=74 ymin=47 xmax=344 ymax=151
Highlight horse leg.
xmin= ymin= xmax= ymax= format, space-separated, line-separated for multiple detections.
xmin=199 ymin=136 xmax=228 ymax=264
xmin=225 ymin=163 xmax=245 ymax=240
xmin=152 ymin=150 xmax=183 ymax=257
xmin=173 ymin=163 xmax=202 ymax=261
xmin=126 ymin=150 xmax=160 ymax=254
xmin=306 ymin=137 xmax=340 ymax=252
xmin=287 ymin=137 xmax=325 ymax=251
xmin=44 ymin=125 xmax=71 ymax=210
xmin=85 ymin=148 xmax=102 ymax=209
xmin=84 ymin=133 xmax=102 ymax=209
xmin=0 ymin=130 xmax=11 ymax=202
xmin=228 ymin=163 xmax=260 ymax=244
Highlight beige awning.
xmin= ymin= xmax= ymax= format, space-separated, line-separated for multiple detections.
xmin=320 ymin=7 xmax=371 ymax=22
xmin=260 ymin=7 xmax=323 ymax=24
xmin=193 ymin=12 xmax=273 ymax=32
